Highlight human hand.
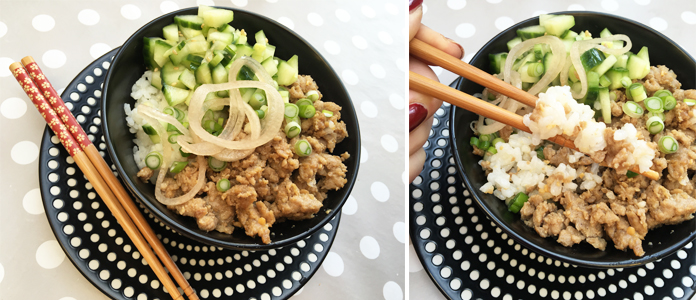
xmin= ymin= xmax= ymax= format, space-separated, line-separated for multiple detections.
xmin=408 ymin=0 xmax=464 ymax=182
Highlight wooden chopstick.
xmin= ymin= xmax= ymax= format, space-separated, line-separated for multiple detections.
xmin=10 ymin=61 xmax=195 ymax=300
xmin=408 ymin=70 xmax=660 ymax=181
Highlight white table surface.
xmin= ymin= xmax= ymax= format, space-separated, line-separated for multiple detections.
xmin=0 ymin=1 xmax=406 ymax=299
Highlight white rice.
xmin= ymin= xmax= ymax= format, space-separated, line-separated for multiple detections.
xmin=613 ymin=123 xmax=656 ymax=174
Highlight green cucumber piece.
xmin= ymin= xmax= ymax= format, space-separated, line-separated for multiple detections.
xmin=153 ymin=39 xmax=174 ymax=67
xmin=195 ymin=62 xmax=213 ymax=84
xmin=561 ymin=30 xmax=578 ymax=41
xmin=542 ymin=52 xmax=554 ymax=75
xmin=180 ymin=27 xmax=203 ymax=39
xmin=586 ymin=71 xmax=600 ymax=88
xmin=599 ymin=87 xmax=611 ymax=123
xmin=217 ymin=23 xmax=235 ymax=33
xmin=209 ymin=51 xmax=225 ymax=67
xmin=613 ymin=54 xmax=628 ymax=69
xmin=580 ymin=48 xmax=605 ymax=70
xmin=168 ymin=41 xmax=189 ymax=65
xmin=207 ymin=31 xmax=234 ymax=45
xmin=592 ymin=54 xmax=618 ymax=76
xmin=234 ymin=44 xmax=254 ymax=60
xmin=636 ymin=46 xmax=650 ymax=78
xmin=627 ymin=55 xmax=649 ymax=79
xmin=599 ymin=28 xmax=613 ymax=38
xmin=142 ymin=124 xmax=160 ymax=143
xmin=507 ymin=37 xmax=522 ymax=51
xmin=179 ymin=68 xmax=196 ymax=90
xmin=163 ymin=23 xmax=179 ymax=42
xmin=151 ymin=70 xmax=162 ymax=89
xmin=538 ymin=14 xmax=554 ymax=26
xmin=197 ymin=4 xmax=214 ymax=17
xmin=488 ymin=53 xmax=508 ymax=74
xmin=568 ymin=64 xmax=579 ymax=83
xmin=517 ymin=25 xmax=547 ymax=40
xmin=201 ymin=8 xmax=234 ymax=28
xmin=163 ymin=84 xmax=191 ymax=106
xmin=605 ymin=67 xmax=628 ymax=90
xmin=262 ymin=44 xmax=276 ymax=61
xmin=212 ymin=63 xmax=228 ymax=84
xmin=599 ymin=74 xmax=611 ymax=88
xmin=542 ymin=15 xmax=575 ymax=36
xmin=276 ymin=55 xmax=298 ymax=86
xmin=143 ymin=37 xmax=159 ymax=70
xmin=185 ymin=40 xmax=208 ymax=54
xmin=261 ymin=57 xmax=278 ymax=77
xmin=174 ymin=15 xmax=204 ymax=29
xmin=161 ymin=62 xmax=184 ymax=87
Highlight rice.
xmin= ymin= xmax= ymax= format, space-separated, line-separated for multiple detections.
xmin=613 ymin=123 xmax=656 ymax=174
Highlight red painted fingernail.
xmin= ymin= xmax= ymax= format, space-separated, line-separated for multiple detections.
xmin=409 ymin=0 xmax=423 ymax=13
xmin=409 ymin=103 xmax=428 ymax=132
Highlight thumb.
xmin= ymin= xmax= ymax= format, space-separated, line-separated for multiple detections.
xmin=409 ymin=0 xmax=423 ymax=41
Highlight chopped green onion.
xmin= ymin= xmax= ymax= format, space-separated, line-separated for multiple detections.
xmin=305 ymin=90 xmax=319 ymax=101
xmin=491 ymin=138 xmax=505 ymax=148
xmin=299 ymin=104 xmax=316 ymax=118
xmin=285 ymin=121 xmax=301 ymax=138
xmin=487 ymin=92 xmax=497 ymax=100
xmin=478 ymin=140 xmax=491 ymax=150
xmin=526 ymin=62 xmax=544 ymax=77
xmin=644 ymin=97 xmax=663 ymax=112
xmin=479 ymin=134 xmax=493 ymax=142
xmin=256 ymin=109 xmax=265 ymax=119
xmin=685 ymin=99 xmax=696 ymax=106
xmin=169 ymin=161 xmax=188 ymax=174
xmin=486 ymin=146 xmax=497 ymax=155
xmin=208 ymin=156 xmax=227 ymax=172
xmin=164 ymin=107 xmax=179 ymax=119
xmin=284 ymin=103 xmax=299 ymax=118
xmin=179 ymin=147 xmax=190 ymax=157
xmin=646 ymin=116 xmax=664 ymax=134
xmin=470 ymin=137 xmax=480 ymax=147
xmin=620 ymin=76 xmax=632 ymax=89
xmin=202 ymin=109 xmax=214 ymax=122
xmin=295 ymin=99 xmax=313 ymax=107
xmin=168 ymin=133 xmax=181 ymax=144
xmin=249 ymin=90 xmax=267 ymax=109
xmin=599 ymin=74 xmax=611 ymax=88
xmin=216 ymin=178 xmax=231 ymax=192
xmin=294 ymin=139 xmax=312 ymax=156
xmin=622 ymin=101 xmax=644 ymax=118
xmin=203 ymin=119 xmax=223 ymax=134
xmin=629 ymin=83 xmax=647 ymax=102
xmin=653 ymin=89 xmax=672 ymax=100
xmin=322 ymin=110 xmax=334 ymax=118
xmin=647 ymin=111 xmax=665 ymax=121
xmin=626 ymin=170 xmax=639 ymax=178
xmin=166 ymin=123 xmax=180 ymax=133
xmin=663 ymin=96 xmax=677 ymax=111
xmin=174 ymin=107 xmax=186 ymax=122
xmin=535 ymin=147 xmax=545 ymax=160
xmin=145 ymin=152 xmax=163 ymax=169
xmin=507 ymin=192 xmax=529 ymax=213
xmin=658 ymin=135 xmax=679 ymax=154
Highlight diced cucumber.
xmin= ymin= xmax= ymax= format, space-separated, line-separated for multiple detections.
xmin=179 ymin=68 xmax=196 ymax=90
xmin=180 ymin=27 xmax=203 ymax=39
xmin=254 ymin=30 xmax=268 ymax=56
xmin=599 ymin=74 xmax=611 ymax=88
xmin=599 ymin=28 xmax=613 ymax=38
xmin=197 ymin=5 xmax=215 ymax=18
xmin=161 ymin=62 xmax=184 ymax=87
xmin=185 ymin=40 xmax=208 ymax=54
xmin=511 ymin=51 xmax=535 ymax=71
xmin=262 ymin=44 xmax=276 ymax=61
xmin=561 ymin=30 xmax=578 ymax=41
xmin=163 ymin=23 xmax=179 ymax=42
xmin=261 ymin=57 xmax=278 ymax=77
xmin=174 ymin=15 xmax=204 ymax=29
xmin=613 ymin=54 xmax=628 ymax=69
xmin=627 ymin=55 xmax=649 ymax=79
xmin=580 ymin=48 xmax=605 ymax=70
xmin=605 ymin=67 xmax=628 ymax=90
xmin=542 ymin=15 xmax=575 ymax=37
xmin=278 ymin=90 xmax=290 ymax=103
xmin=223 ymin=44 xmax=237 ymax=57
xmin=507 ymin=37 xmax=522 ymax=51
xmin=236 ymin=65 xmax=254 ymax=81
xmin=153 ymin=39 xmax=174 ymax=67
xmin=591 ymin=54 xmax=618 ymax=76
xmin=235 ymin=29 xmax=248 ymax=45
xmin=587 ymin=71 xmax=600 ymax=88
xmin=185 ymin=54 xmax=204 ymax=69
xmin=538 ymin=14 xmax=554 ymax=26
xmin=562 ymin=39 xmax=574 ymax=53
xmin=241 ymin=88 xmax=256 ymax=103
xmin=195 ymin=62 xmax=213 ymax=84
xmin=533 ymin=44 xmax=545 ymax=60
xmin=636 ymin=46 xmax=650 ymax=78
xmin=517 ymin=25 xmax=547 ymax=40
xmin=518 ymin=63 xmax=540 ymax=83
xmin=201 ymin=8 xmax=234 ymax=28
xmin=488 ymin=52 xmax=508 ymax=74
xmin=142 ymin=124 xmax=160 ymax=143
xmin=612 ymin=40 xmax=624 ymax=49
xmin=209 ymin=51 xmax=224 ymax=67
xmin=143 ymin=37 xmax=159 ymax=70
xmin=212 ymin=63 xmax=229 ymax=84
xmin=234 ymin=44 xmax=254 ymax=60
xmin=163 ymin=84 xmax=192 ymax=106
xmin=218 ymin=23 xmax=235 ymax=33
xmin=168 ymin=41 xmax=189 ymax=65
xmin=599 ymin=87 xmax=611 ymax=124
xmin=208 ymin=31 xmax=234 ymax=45
xmin=276 ymin=58 xmax=298 ymax=86
xmin=542 ymin=52 xmax=554 ymax=76
xmin=151 ymin=70 xmax=162 ymax=89
xmin=210 ymin=40 xmax=227 ymax=51
xmin=568 ymin=64 xmax=579 ymax=82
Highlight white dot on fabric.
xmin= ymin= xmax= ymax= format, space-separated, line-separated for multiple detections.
xmin=383 ymin=281 xmax=403 ymax=300
xmin=360 ymin=236 xmax=380 ymax=259
xmin=78 ymin=9 xmax=100 ymax=26
xmin=370 ymin=64 xmax=386 ymax=79
xmin=0 ymin=21 xmax=7 ymax=38
xmin=277 ymin=17 xmax=294 ymax=30
xmin=361 ymin=5 xmax=376 ymax=18
xmin=58 ymin=298 xmax=76 ymax=300
xmin=389 ymin=93 xmax=404 ymax=110
xmin=683 ymin=11 xmax=696 ymax=25
xmin=323 ymin=40 xmax=341 ymax=55
xmin=567 ymin=4 xmax=586 ymax=10
xmin=455 ymin=23 xmax=476 ymax=38
xmin=380 ymin=135 xmax=398 ymax=153
xmin=42 ymin=49 xmax=67 ymax=68
xmin=23 ymin=188 xmax=44 ymax=215
xmin=197 ymin=0 xmax=215 ymax=5
xmin=121 ymin=4 xmax=142 ymax=20
xmin=495 ymin=16 xmax=514 ymax=31
xmin=0 ymin=57 xmax=14 ymax=77
xmin=361 ymin=146 xmax=368 ymax=163
xmin=634 ymin=0 xmax=650 ymax=4
xmin=342 ymin=196 xmax=358 ymax=215
xmin=361 ymin=101 xmax=378 ymax=118
xmin=32 ymin=14 xmax=55 ymax=32
xmin=36 ymin=240 xmax=65 ymax=269
xmin=11 ymin=141 xmax=39 ymax=165
xmin=384 ymin=3 xmax=398 ymax=15
xmin=90 ymin=43 xmax=111 ymax=59
xmin=341 ymin=70 xmax=359 ymax=85
xmin=532 ymin=10 xmax=549 ymax=16
xmin=1 ymin=97 xmax=27 ymax=119
xmin=409 ymin=245 xmax=423 ymax=272
xmin=371 ymin=181 xmax=390 ymax=202
xmin=307 ymin=12 xmax=323 ymax=26
xmin=447 ymin=0 xmax=467 ymax=10
xmin=378 ymin=31 xmax=393 ymax=45
xmin=322 ymin=252 xmax=344 ymax=277
xmin=486 ymin=0 xmax=502 ymax=3
xmin=335 ymin=9 xmax=351 ymax=22
xmin=650 ymin=17 xmax=668 ymax=31
xmin=601 ymin=0 xmax=619 ymax=11
xmin=231 ymin=0 xmax=248 ymax=7
xmin=352 ymin=36 xmax=368 ymax=49
xmin=160 ymin=1 xmax=179 ymax=13
xmin=393 ymin=222 xmax=405 ymax=243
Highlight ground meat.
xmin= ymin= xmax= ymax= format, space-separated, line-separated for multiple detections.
xmin=645 ymin=182 xmax=696 ymax=228
xmin=288 ymin=75 xmax=321 ymax=102
xmin=499 ymin=125 xmax=513 ymax=142
xmin=270 ymin=178 xmax=322 ymax=220
xmin=643 ymin=65 xmax=681 ymax=94
xmin=472 ymin=145 xmax=484 ymax=156
xmin=137 ymin=167 xmax=153 ymax=182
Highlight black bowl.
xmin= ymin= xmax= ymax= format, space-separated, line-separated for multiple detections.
xmin=102 ymin=7 xmax=360 ymax=250
xmin=450 ymin=11 xmax=696 ymax=268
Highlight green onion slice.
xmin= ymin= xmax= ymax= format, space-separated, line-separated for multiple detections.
xmin=169 ymin=161 xmax=188 ymax=174
xmin=256 ymin=109 xmax=265 ymax=119
xmin=507 ymin=192 xmax=529 ymax=213
xmin=653 ymin=89 xmax=672 ymax=100
xmin=644 ymin=97 xmax=663 ymax=112
xmin=284 ymin=103 xmax=299 ymax=118
xmin=208 ymin=156 xmax=227 ymax=172
xmin=299 ymin=104 xmax=316 ymax=119
xmin=486 ymin=146 xmax=497 ymax=155
xmin=285 ymin=121 xmax=301 ymax=138
xmin=168 ymin=133 xmax=181 ymax=144
xmin=179 ymin=147 xmax=191 ymax=157
xmin=622 ymin=101 xmax=644 ymax=118
xmin=163 ymin=107 xmax=179 ymax=119
xmin=305 ymin=90 xmax=319 ymax=101
xmin=685 ymin=99 xmax=696 ymax=106
xmin=626 ymin=170 xmax=639 ymax=178
xmin=658 ymin=135 xmax=679 ymax=154
xmin=294 ymin=139 xmax=312 ymax=157
xmin=322 ymin=110 xmax=334 ymax=118
xmin=663 ymin=96 xmax=677 ymax=111
xmin=295 ymin=99 xmax=313 ymax=107
xmin=648 ymin=111 xmax=665 ymax=121
xmin=470 ymin=137 xmax=480 ymax=147
xmin=491 ymin=138 xmax=505 ymax=147
xmin=145 ymin=152 xmax=163 ymax=169
xmin=216 ymin=178 xmax=231 ymax=192
xmin=646 ymin=116 xmax=664 ymax=134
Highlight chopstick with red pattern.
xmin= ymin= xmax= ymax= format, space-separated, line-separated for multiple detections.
xmin=10 ymin=60 xmax=195 ymax=300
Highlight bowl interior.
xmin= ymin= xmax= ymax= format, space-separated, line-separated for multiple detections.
xmin=102 ymin=7 xmax=360 ymax=250
xmin=451 ymin=12 xmax=696 ymax=267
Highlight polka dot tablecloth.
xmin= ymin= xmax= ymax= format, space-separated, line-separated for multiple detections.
xmin=0 ymin=1 xmax=404 ymax=299
xmin=413 ymin=1 xmax=696 ymax=299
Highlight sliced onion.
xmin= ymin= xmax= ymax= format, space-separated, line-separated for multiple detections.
xmin=569 ymin=41 xmax=587 ymax=99
xmin=138 ymin=105 xmax=190 ymax=136
xmin=569 ymin=35 xmax=633 ymax=99
xmin=560 ymin=54 xmax=572 ymax=87
xmin=154 ymin=155 xmax=207 ymax=206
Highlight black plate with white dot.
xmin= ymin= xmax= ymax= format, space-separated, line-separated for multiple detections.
xmin=38 ymin=48 xmax=340 ymax=300
xmin=409 ymin=80 xmax=696 ymax=300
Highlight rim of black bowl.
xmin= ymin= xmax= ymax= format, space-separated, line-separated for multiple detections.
xmin=450 ymin=11 xmax=696 ymax=268
xmin=102 ymin=6 xmax=360 ymax=250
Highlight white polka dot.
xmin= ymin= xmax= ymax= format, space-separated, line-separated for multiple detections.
xmin=90 ymin=43 xmax=111 ymax=59
xmin=634 ymin=0 xmax=650 ymax=4
xmin=0 ymin=263 xmax=3 ymax=284
xmin=23 ymin=188 xmax=44 ymax=215
xmin=160 ymin=1 xmax=179 ymax=13
xmin=324 ymin=40 xmax=341 ymax=55
xmin=277 ymin=17 xmax=294 ymax=30
xmin=59 ymin=298 xmax=76 ymax=300
xmin=32 ymin=14 xmax=55 ymax=32
xmin=11 ymin=141 xmax=39 ymax=165
xmin=601 ymin=0 xmax=619 ymax=11
xmin=378 ymin=31 xmax=393 ymax=45
xmin=0 ymin=57 xmax=14 ymax=77
xmin=342 ymin=196 xmax=358 ymax=215
xmin=383 ymin=281 xmax=403 ymax=300
xmin=231 ymin=0 xmax=248 ymax=7
xmin=532 ymin=10 xmax=549 ymax=16
xmin=447 ymin=0 xmax=467 ymax=10
xmin=361 ymin=5 xmax=376 ymax=18
xmin=408 ymin=245 xmax=423 ymax=272
xmin=0 ymin=21 xmax=6 ymax=38
xmin=495 ymin=16 xmax=514 ymax=31
xmin=78 ymin=9 xmax=100 ymax=26
xmin=389 ymin=94 xmax=404 ymax=110
xmin=650 ymin=17 xmax=668 ymax=31
xmin=361 ymin=101 xmax=378 ymax=118
xmin=121 ymin=4 xmax=141 ymax=20
xmin=307 ymin=12 xmax=323 ymax=26
xmin=370 ymin=64 xmax=386 ymax=79
xmin=361 ymin=146 xmax=368 ymax=163
xmin=384 ymin=3 xmax=398 ymax=15
xmin=393 ymin=222 xmax=405 ymax=243
xmin=381 ymin=135 xmax=398 ymax=153
xmin=683 ymin=11 xmax=696 ymax=25
xmin=1 ymin=97 xmax=27 ymax=119
xmin=455 ymin=23 xmax=476 ymax=38
xmin=335 ymin=9 xmax=350 ymax=22
xmin=341 ymin=70 xmax=359 ymax=85
xmin=322 ymin=252 xmax=344 ymax=276
xmin=42 ymin=49 xmax=67 ymax=69
xmin=360 ymin=236 xmax=380 ymax=259
xmin=486 ymin=0 xmax=502 ymax=3
xmin=36 ymin=240 xmax=65 ymax=269
xmin=352 ymin=36 xmax=368 ymax=49
xmin=568 ymin=4 xmax=586 ymax=10
xmin=197 ymin=0 xmax=215 ymax=5
xmin=371 ymin=181 xmax=390 ymax=202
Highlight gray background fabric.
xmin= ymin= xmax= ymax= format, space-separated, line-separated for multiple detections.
xmin=0 ymin=1 xmax=405 ymax=299
xmin=411 ymin=0 xmax=696 ymax=299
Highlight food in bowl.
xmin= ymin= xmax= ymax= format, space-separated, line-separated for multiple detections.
xmin=124 ymin=5 xmax=349 ymax=244
xmin=470 ymin=14 xmax=696 ymax=256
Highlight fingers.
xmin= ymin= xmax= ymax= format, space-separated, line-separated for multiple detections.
xmin=408 ymin=0 xmax=423 ymax=41
xmin=414 ymin=24 xmax=464 ymax=60
xmin=409 ymin=57 xmax=443 ymax=132
xmin=409 ymin=115 xmax=433 ymax=155
xmin=409 ymin=148 xmax=427 ymax=183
